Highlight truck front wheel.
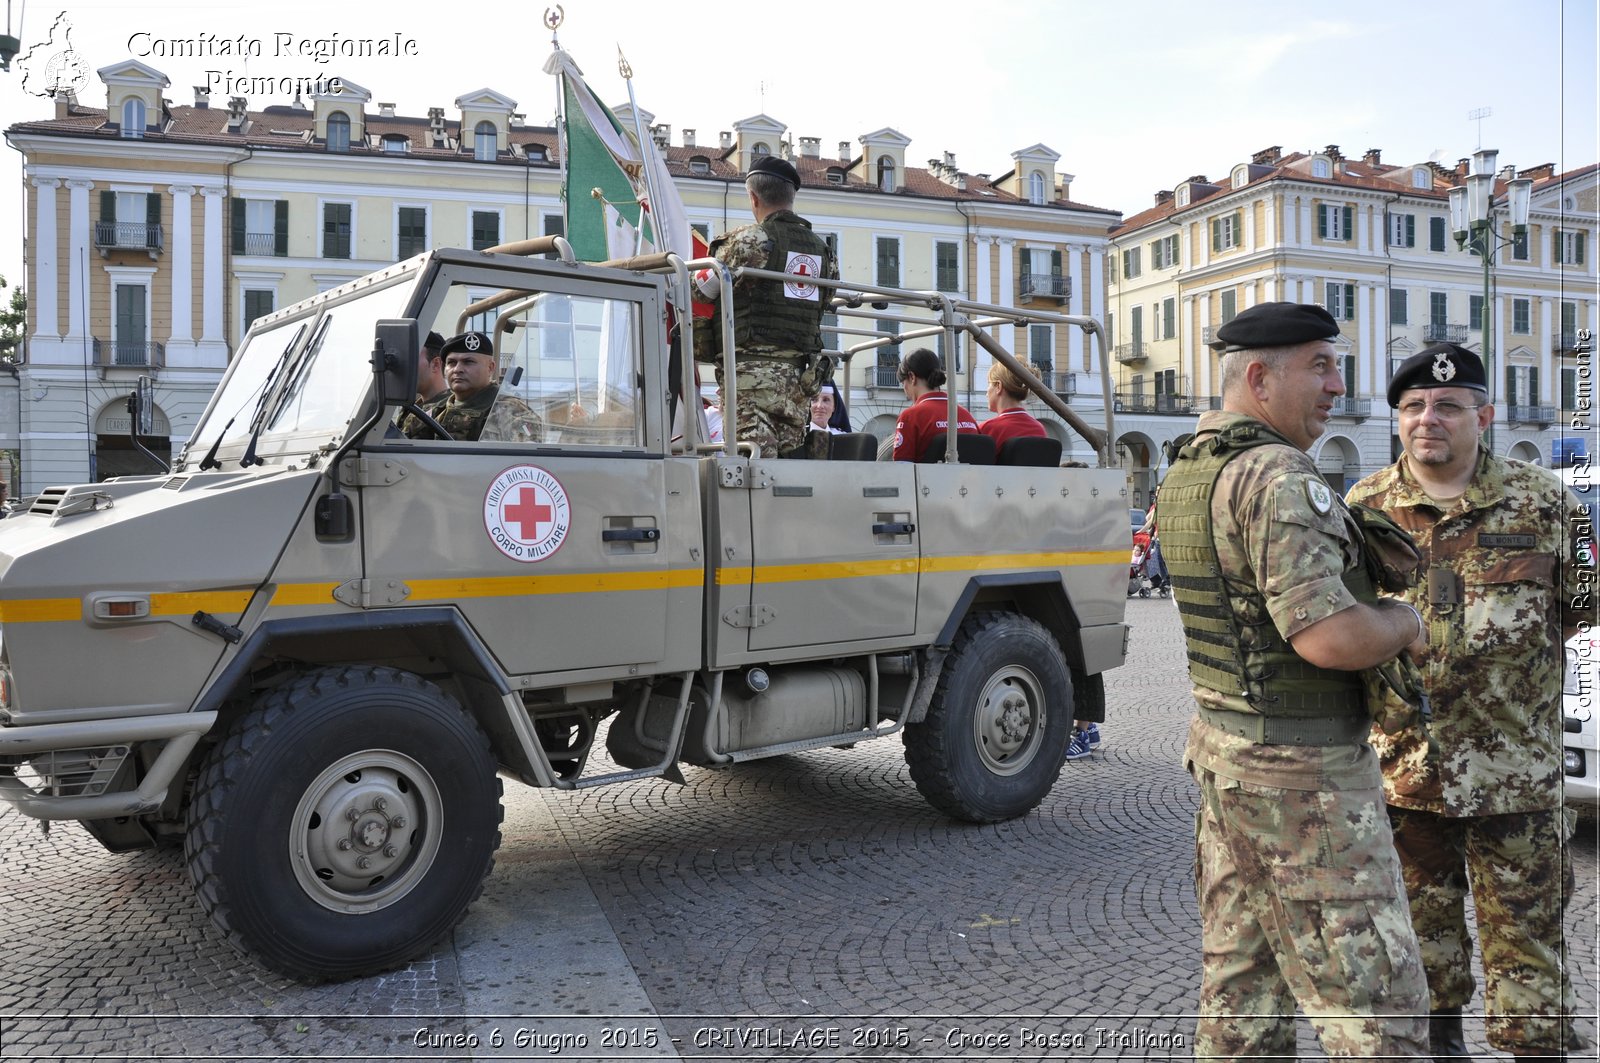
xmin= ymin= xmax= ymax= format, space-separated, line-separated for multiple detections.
xmin=184 ymin=666 xmax=503 ymax=981
xmin=904 ymin=612 xmax=1072 ymax=822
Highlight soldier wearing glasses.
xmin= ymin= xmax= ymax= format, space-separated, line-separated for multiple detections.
xmin=1349 ymin=342 xmax=1588 ymax=1060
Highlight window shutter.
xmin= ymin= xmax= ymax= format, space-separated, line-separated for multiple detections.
xmin=146 ymin=192 xmax=161 ymax=226
xmin=1211 ymin=219 xmax=1221 ymax=253
xmin=231 ymin=197 xmax=245 ymax=251
xmin=1342 ymin=206 xmax=1353 ymax=239
xmin=1406 ymin=215 xmax=1415 ymax=246
xmin=1318 ymin=206 xmax=1328 ymax=239
xmin=1530 ymin=367 xmax=1538 ymax=405
xmin=1050 ymin=249 xmax=1062 ymax=277
xmin=1578 ymin=232 xmax=1587 ymax=265
xmin=1344 ymin=283 xmax=1355 ymax=319
xmin=1018 ymin=246 xmax=1027 ymax=281
xmin=100 ymin=189 xmax=116 ymax=223
xmin=273 ymin=200 xmax=289 ymax=256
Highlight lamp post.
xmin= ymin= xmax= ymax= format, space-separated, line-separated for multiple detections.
xmin=1448 ymin=148 xmax=1532 ymax=452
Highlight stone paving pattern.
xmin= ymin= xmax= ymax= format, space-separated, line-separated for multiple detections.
xmin=1 ymin=596 xmax=1594 ymax=1060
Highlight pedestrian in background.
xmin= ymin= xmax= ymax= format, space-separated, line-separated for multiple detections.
xmin=1161 ymin=301 xmax=1430 ymax=1059
xmin=1349 ymin=342 xmax=1589 ymax=1061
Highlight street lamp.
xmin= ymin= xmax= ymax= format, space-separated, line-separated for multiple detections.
xmin=1448 ymin=148 xmax=1532 ymax=451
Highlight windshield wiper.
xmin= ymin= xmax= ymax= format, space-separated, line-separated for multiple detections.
xmin=241 ymin=319 xmax=324 ymax=468
xmin=195 ymin=330 xmax=301 ymax=470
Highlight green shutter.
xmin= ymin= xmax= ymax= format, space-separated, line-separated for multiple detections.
xmin=1342 ymin=206 xmax=1353 ymax=240
xmin=273 ymin=200 xmax=288 ymax=256
xmin=1318 ymin=207 xmax=1327 ymax=239
xmin=231 ymin=197 xmax=245 ymax=252
xmin=146 ymin=192 xmax=161 ymax=225
xmin=1050 ymin=249 xmax=1062 ymax=277
xmin=1211 ymin=219 xmax=1221 ymax=253
xmin=1578 ymin=232 xmax=1587 ymax=265
xmin=100 ymin=189 xmax=115 ymax=223
xmin=1504 ymin=367 xmax=1516 ymax=407
xmin=1530 ymin=367 xmax=1539 ymax=405
xmin=1345 ymin=284 xmax=1355 ymax=320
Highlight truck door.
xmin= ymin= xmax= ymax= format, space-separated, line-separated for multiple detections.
xmin=742 ymin=456 xmax=919 ymax=653
xmin=362 ymin=273 xmax=701 ymax=677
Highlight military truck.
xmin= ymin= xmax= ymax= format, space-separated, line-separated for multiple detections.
xmin=0 ymin=240 xmax=1129 ymax=981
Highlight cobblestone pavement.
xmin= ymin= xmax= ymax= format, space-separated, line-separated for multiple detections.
xmin=1 ymin=596 xmax=1595 ymax=1060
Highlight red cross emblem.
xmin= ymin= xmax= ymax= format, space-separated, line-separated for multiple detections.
xmin=502 ymin=486 xmax=553 ymax=541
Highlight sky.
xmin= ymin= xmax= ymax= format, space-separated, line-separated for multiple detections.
xmin=0 ymin=0 xmax=1596 ymax=295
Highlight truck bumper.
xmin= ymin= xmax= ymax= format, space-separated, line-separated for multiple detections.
xmin=0 ymin=711 xmax=216 ymax=820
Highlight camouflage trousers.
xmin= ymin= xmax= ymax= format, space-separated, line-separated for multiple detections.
xmin=1192 ymin=767 xmax=1430 ymax=1060
xmin=715 ymin=353 xmax=818 ymax=457
xmin=1389 ymin=807 xmax=1583 ymax=1053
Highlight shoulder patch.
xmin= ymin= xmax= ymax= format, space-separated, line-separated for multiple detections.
xmin=1306 ymin=478 xmax=1333 ymax=515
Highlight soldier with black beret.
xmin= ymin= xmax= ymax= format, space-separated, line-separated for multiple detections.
xmin=1350 ymin=341 xmax=1587 ymax=1058
xmin=410 ymin=331 xmax=542 ymax=444
xmin=1163 ymin=301 xmax=1430 ymax=1057
xmin=693 ymin=153 xmax=838 ymax=458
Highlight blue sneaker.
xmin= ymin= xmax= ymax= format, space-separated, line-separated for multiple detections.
xmin=1083 ymin=723 xmax=1102 ymax=749
xmin=1064 ymin=729 xmax=1092 ymax=761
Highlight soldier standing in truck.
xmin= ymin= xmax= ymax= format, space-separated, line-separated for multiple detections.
xmin=694 ymin=155 xmax=837 ymax=458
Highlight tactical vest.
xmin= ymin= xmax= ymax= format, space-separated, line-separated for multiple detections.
xmin=1161 ymin=419 xmax=1376 ymax=737
xmin=714 ymin=211 xmax=831 ymax=354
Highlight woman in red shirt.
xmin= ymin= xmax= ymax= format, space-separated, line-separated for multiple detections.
xmin=891 ymin=348 xmax=977 ymax=461
xmin=978 ymin=362 xmax=1047 ymax=448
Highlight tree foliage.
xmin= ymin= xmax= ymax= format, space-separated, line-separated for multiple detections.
xmin=0 ymin=275 xmax=25 ymax=362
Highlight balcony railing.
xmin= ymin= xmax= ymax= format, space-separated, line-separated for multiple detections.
xmin=93 ymin=338 xmax=166 ymax=369
xmin=1039 ymin=368 xmax=1077 ymax=395
xmin=1423 ymin=322 xmax=1468 ymax=343
xmin=1114 ymin=342 xmax=1146 ymax=365
xmin=1554 ymin=329 xmax=1582 ymax=352
xmin=1018 ymin=272 xmax=1071 ymax=302
xmin=874 ymin=364 xmax=900 ymax=388
xmin=240 ymin=232 xmax=280 ymax=256
xmin=1114 ymin=391 xmax=1195 ymax=416
xmin=93 ymin=222 xmax=164 ymax=256
xmin=1507 ymin=404 xmax=1555 ymax=425
xmin=1329 ymin=396 xmax=1372 ymax=419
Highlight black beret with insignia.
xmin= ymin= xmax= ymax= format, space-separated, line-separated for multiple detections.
xmin=424 ymin=330 xmax=445 ymax=353
xmin=1209 ymin=301 xmax=1341 ymax=352
xmin=1385 ymin=342 xmax=1487 ymax=407
xmin=748 ymin=155 xmax=802 ymax=190
xmin=440 ymin=331 xmax=493 ymax=358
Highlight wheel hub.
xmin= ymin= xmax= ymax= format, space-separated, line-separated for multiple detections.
xmin=289 ymin=750 xmax=442 ymax=913
xmin=973 ymin=666 xmax=1045 ymax=776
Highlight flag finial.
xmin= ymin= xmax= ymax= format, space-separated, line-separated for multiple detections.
xmin=543 ymin=6 xmax=564 ymax=44
xmin=617 ymin=46 xmax=632 ymax=80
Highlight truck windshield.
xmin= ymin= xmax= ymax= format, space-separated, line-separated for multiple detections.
xmin=183 ymin=278 xmax=415 ymax=465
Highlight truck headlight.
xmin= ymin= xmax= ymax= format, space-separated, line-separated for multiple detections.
xmin=1566 ymin=647 xmax=1581 ymax=696
xmin=1566 ymin=749 xmax=1585 ymax=776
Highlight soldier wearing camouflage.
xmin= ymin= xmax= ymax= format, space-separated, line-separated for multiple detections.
xmin=1348 ymin=342 xmax=1588 ymax=1056
xmin=695 ymin=156 xmax=836 ymax=457
xmin=1165 ymin=302 xmax=1430 ymax=1060
xmin=407 ymin=332 xmax=543 ymax=444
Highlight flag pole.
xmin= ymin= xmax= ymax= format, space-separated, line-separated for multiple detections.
xmin=618 ymin=47 xmax=664 ymax=257
xmin=545 ymin=8 xmax=571 ymax=245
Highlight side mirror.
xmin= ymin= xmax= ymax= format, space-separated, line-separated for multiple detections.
xmin=373 ymin=319 xmax=419 ymax=407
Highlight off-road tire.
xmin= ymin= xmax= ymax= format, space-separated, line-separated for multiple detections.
xmin=904 ymin=612 xmax=1072 ymax=822
xmin=184 ymin=666 xmax=503 ymax=982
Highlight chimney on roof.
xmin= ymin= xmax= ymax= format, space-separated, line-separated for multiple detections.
xmin=1324 ymin=144 xmax=1343 ymax=161
xmin=1363 ymin=148 xmax=1381 ymax=165
xmin=779 ymin=138 xmax=794 ymax=161
xmin=650 ymin=123 xmax=670 ymax=148
xmin=943 ymin=151 xmax=956 ymax=169
xmin=719 ymin=130 xmax=733 ymax=150
xmin=1155 ymin=190 xmax=1174 ymax=205
xmin=1456 ymin=157 xmax=1471 ymax=178
xmin=53 ymin=88 xmax=77 ymax=119
xmin=1186 ymin=174 xmax=1209 ymax=185
xmin=510 ymin=112 xmax=524 ymax=127
xmin=428 ymin=106 xmax=446 ymax=147
xmin=682 ymin=128 xmax=696 ymax=147
xmin=226 ymin=96 xmax=248 ymax=132
xmin=1520 ymin=162 xmax=1555 ymax=181
xmin=1252 ymin=145 xmax=1282 ymax=166
xmin=378 ymin=102 xmax=396 ymax=118
xmin=799 ymin=136 xmax=820 ymax=159
xmin=839 ymin=141 xmax=851 ymax=162
xmin=194 ymin=85 xmax=211 ymax=109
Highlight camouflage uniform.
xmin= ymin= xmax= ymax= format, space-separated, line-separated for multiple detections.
xmin=700 ymin=212 xmax=835 ymax=456
xmin=409 ymin=385 xmax=543 ymax=444
xmin=1175 ymin=411 xmax=1429 ymax=1061
xmin=1348 ymin=448 xmax=1588 ymax=1053
xmin=398 ymin=391 xmax=449 ymax=440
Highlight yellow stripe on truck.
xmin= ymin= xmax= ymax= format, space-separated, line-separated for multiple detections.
xmin=717 ymin=549 xmax=1125 ymax=586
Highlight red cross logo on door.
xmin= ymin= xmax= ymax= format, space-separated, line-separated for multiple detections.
xmin=502 ymin=486 xmax=553 ymax=541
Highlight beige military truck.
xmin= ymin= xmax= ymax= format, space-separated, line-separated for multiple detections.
xmin=0 ymin=241 xmax=1129 ymax=981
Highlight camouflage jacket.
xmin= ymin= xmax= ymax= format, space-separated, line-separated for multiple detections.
xmin=695 ymin=211 xmax=838 ymax=360
xmin=414 ymin=385 xmax=543 ymax=444
xmin=1177 ymin=412 xmax=1380 ymax=792
xmin=1348 ymin=448 xmax=1586 ymax=815
xmin=398 ymin=390 xmax=449 ymax=440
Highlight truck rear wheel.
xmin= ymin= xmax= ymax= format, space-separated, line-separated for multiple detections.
xmin=184 ymin=666 xmax=502 ymax=981
xmin=904 ymin=612 xmax=1072 ymax=822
